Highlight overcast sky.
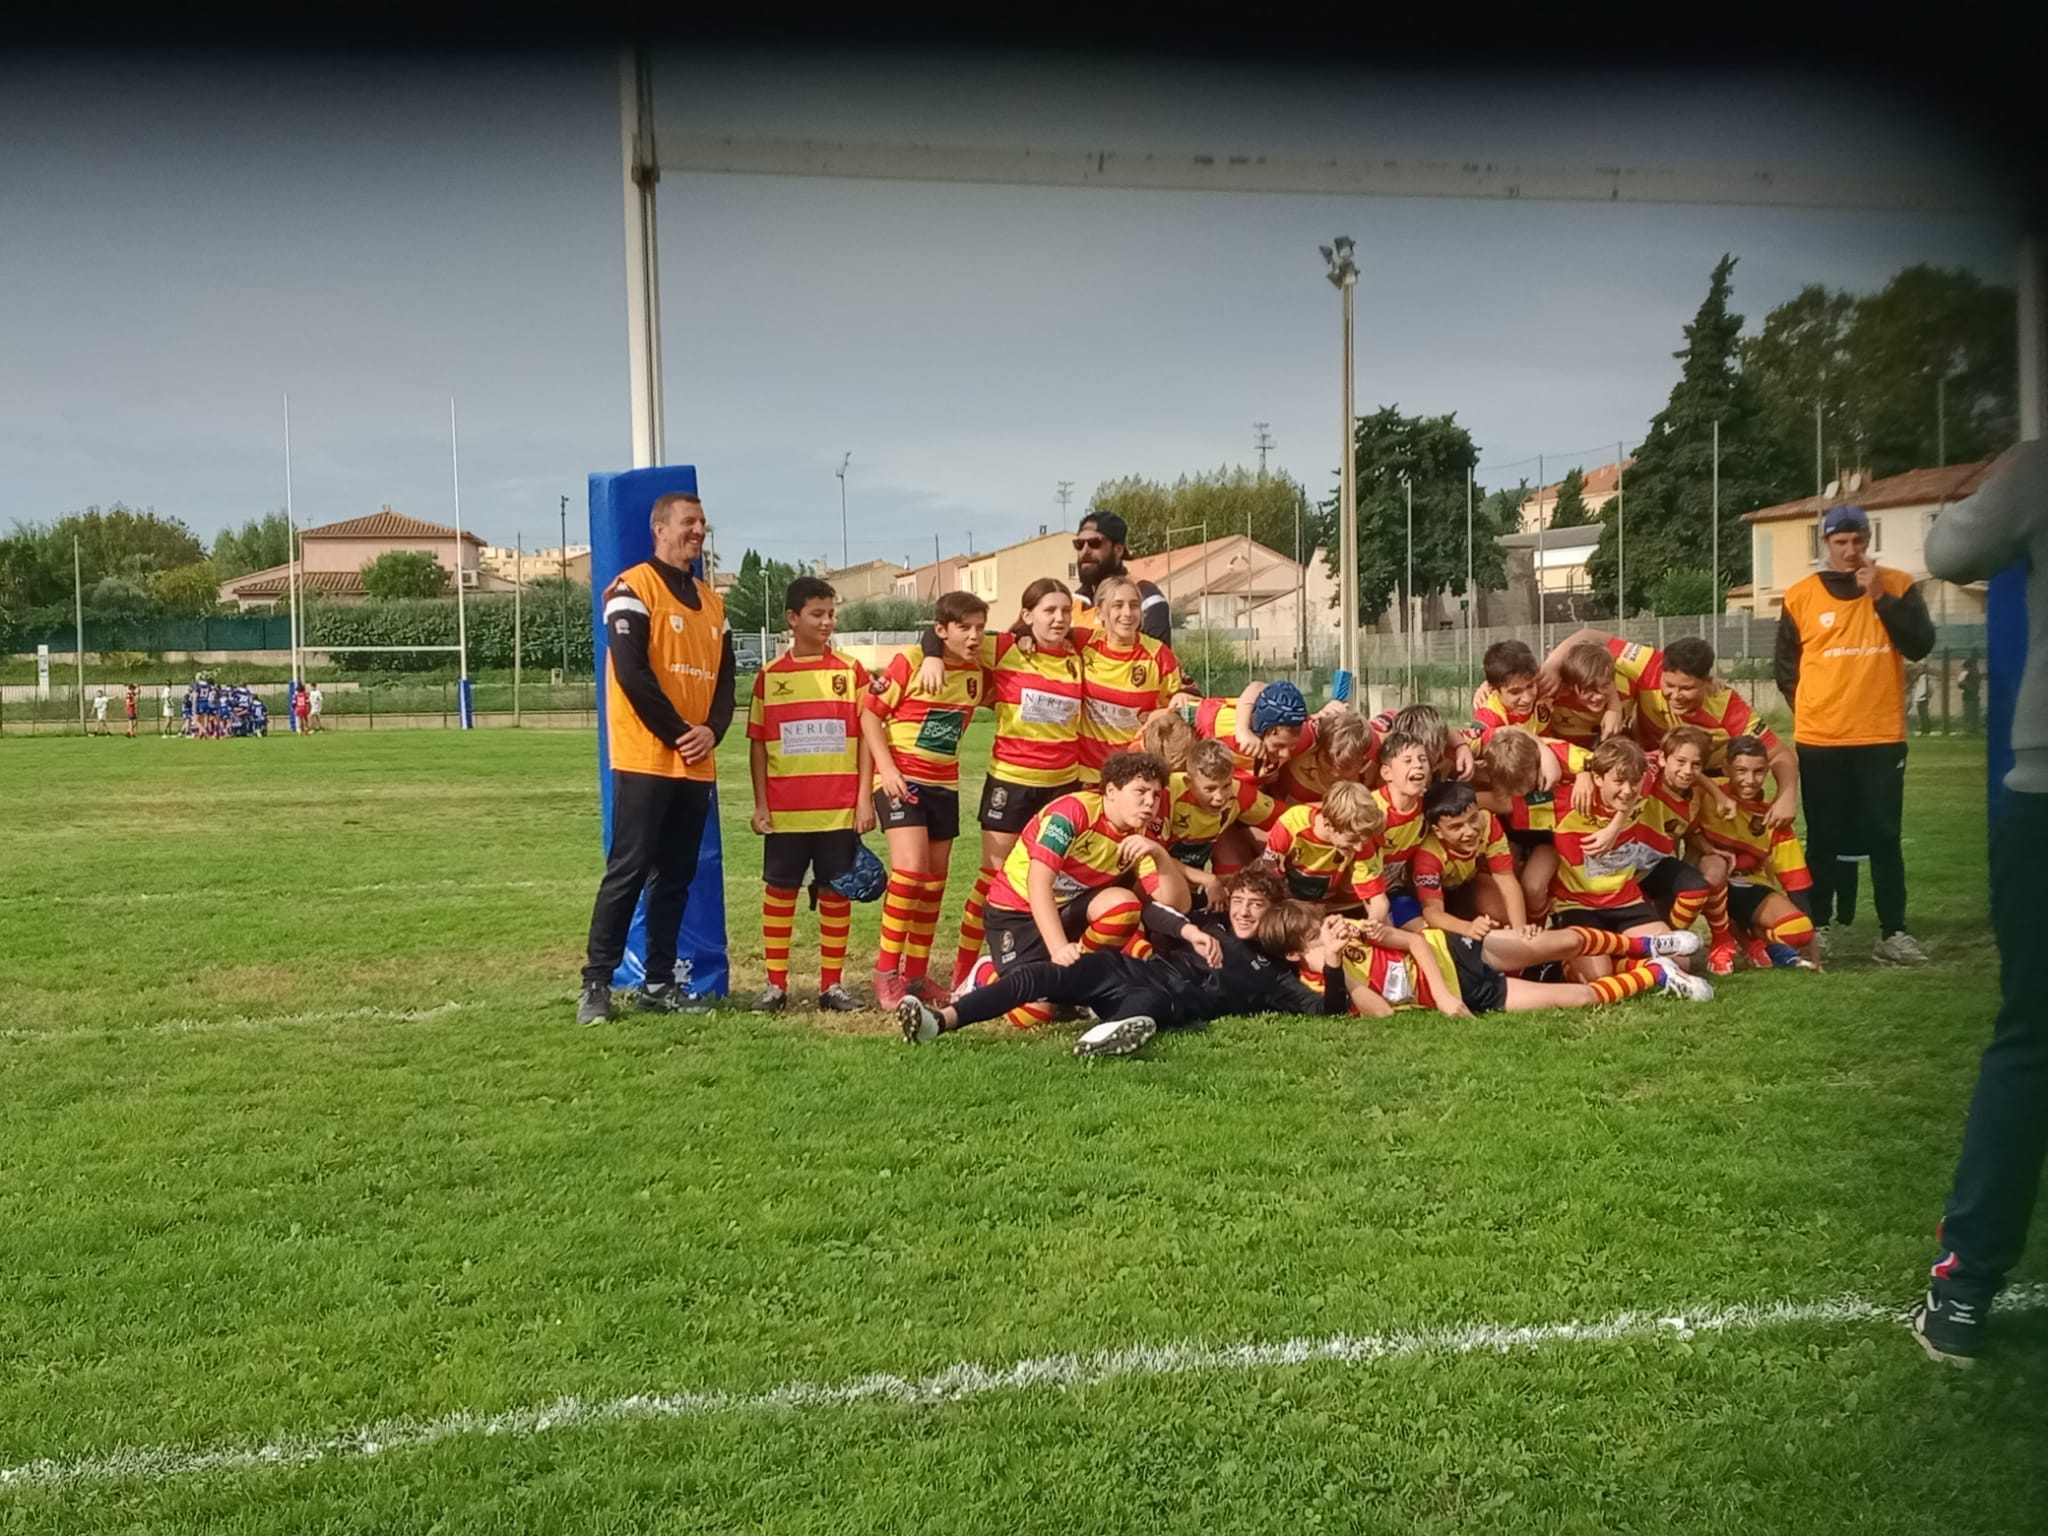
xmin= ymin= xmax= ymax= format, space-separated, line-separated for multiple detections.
xmin=0 ymin=50 xmax=2019 ymax=571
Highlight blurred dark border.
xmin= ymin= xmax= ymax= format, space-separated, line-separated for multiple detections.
xmin=4 ymin=7 xmax=2040 ymax=225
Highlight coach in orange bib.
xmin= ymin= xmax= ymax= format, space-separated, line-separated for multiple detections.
xmin=579 ymin=492 xmax=737 ymax=1023
xmin=1774 ymin=502 xmax=1934 ymax=966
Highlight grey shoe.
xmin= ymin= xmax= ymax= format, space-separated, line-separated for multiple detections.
xmin=1873 ymin=932 xmax=1930 ymax=966
xmin=817 ymin=983 xmax=863 ymax=1012
xmin=637 ymin=981 xmax=711 ymax=1014
xmin=576 ymin=981 xmax=613 ymax=1025
xmin=1075 ymin=1015 xmax=1158 ymax=1057
xmin=898 ymin=995 xmax=942 ymax=1045
xmin=1810 ymin=926 xmax=1831 ymax=964
xmin=753 ymin=984 xmax=789 ymax=1014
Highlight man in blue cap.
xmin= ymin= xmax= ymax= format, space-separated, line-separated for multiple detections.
xmin=1774 ymin=502 xmax=1935 ymax=965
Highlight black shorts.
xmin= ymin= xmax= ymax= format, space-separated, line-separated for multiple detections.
xmin=1638 ymin=858 xmax=1707 ymax=914
xmin=1727 ymin=881 xmax=1775 ymax=929
xmin=980 ymin=776 xmax=1077 ymax=835
xmin=872 ymin=783 xmax=961 ymax=844
xmin=762 ymin=829 xmax=861 ymax=893
xmin=983 ymin=900 xmax=1093 ymax=972
xmin=1505 ymin=827 xmax=1553 ymax=853
xmin=1445 ymin=934 xmax=1510 ymax=1015
xmin=1553 ymin=901 xmax=1661 ymax=935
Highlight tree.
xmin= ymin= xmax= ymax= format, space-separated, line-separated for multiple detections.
xmin=1087 ymin=467 xmax=1319 ymax=566
xmin=153 ymin=561 xmax=223 ymax=618
xmin=1587 ymin=255 xmax=1793 ymax=613
xmin=1743 ymin=265 xmax=2017 ymax=491
xmin=1319 ymin=406 xmax=1489 ymax=626
xmin=211 ymin=513 xmax=295 ymax=579
xmin=1647 ymin=566 xmax=1717 ymax=616
xmin=361 ymin=550 xmax=447 ymax=600
xmin=726 ymin=548 xmax=802 ymax=634
xmin=1547 ymin=467 xmax=1593 ymax=529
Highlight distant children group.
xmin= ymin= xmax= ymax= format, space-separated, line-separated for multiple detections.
xmin=745 ymin=572 xmax=1822 ymax=1057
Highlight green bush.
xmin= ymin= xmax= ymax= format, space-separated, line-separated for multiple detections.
xmin=307 ymin=597 xmax=595 ymax=674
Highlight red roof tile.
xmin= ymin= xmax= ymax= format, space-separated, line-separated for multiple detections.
xmin=1744 ymin=457 xmax=2004 ymax=524
xmin=302 ymin=508 xmax=484 ymax=545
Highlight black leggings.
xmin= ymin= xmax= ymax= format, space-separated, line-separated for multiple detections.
xmin=584 ymin=772 xmax=715 ymax=986
xmin=1797 ymin=742 xmax=1907 ymax=937
xmin=953 ymin=951 xmax=1191 ymax=1030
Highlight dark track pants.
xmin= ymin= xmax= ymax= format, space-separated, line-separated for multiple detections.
xmin=1936 ymin=789 xmax=2048 ymax=1303
xmin=953 ymin=951 xmax=1194 ymax=1030
xmin=584 ymin=771 xmax=715 ymax=987
xmin=1797 ymin=741 xmax=1908 ymax=938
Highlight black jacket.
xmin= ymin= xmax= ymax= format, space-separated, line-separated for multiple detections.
xmin=1141 ymin=904 xmax=1345 ymax=1019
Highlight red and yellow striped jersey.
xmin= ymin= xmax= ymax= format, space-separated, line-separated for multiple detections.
xmin=1507 ymin=738 xmax=1592 ymax=834
xmin=1691 ymin=795 xmax=1814 ymax=897
xmin=1625 ymin=655 xmax=1781 ymax=768
xmin=988 ymin=791 xmax=1159 ymax=913
xmin=985 ymin=632 xmax=1085 ymax=788
xmin=746 ymin=648 xmax=870 ymax=832
xmin=1472 ymin=687 xmax=1549 ymax=742
xmin=1373 ymin=785 xmax=1429 ymax=876
xmin=1149 ymin=770 xmax=1277 ymax=868
xmin=1264 ymin=802 xmax=1355 ymax=901
xmin=1545 ymin=637 xmax=1650 ymax=746
xmin=1076 ymin=630 xmax=1183 ymax=783
xmin=1410 ymin=813 xmax=1513 ymax=897
xmin=1631 ymin=763 xmax=1702 ymax=860
xmin=1188 ymin=696 xmax=1301 ymax=785
xmin=862 ymin=648 xmax=985 ymax=788
xmin=1272 ymin=719 xmax=1353 ymax=807
xmin=1338 ymin=928 xmax=1458 ymax=1009
xmin=1551 ymin=794 xmax=1660 ymax=911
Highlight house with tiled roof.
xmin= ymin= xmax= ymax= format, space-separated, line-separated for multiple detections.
xmin=1732 ymin=457 xmax=2008 ymax=621
xmin=218 ymin=506 xmax=519 ymax=610
xmin=1518 ymin=457 xmax=1633 ymax=532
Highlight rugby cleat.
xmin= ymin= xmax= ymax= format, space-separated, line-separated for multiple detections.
xmin=898 ymin=995 xmax=942 ymax=1045
xmin=817 ymin=983 xmax=863 ymax=1012
xmin=1074 ymin=1014 xmax=1158 ymax=1057
xmin=1706 ymin=941 xmax=1737 ymax=977
xmin=871 ymin=968 xmax=909 ymax=1011
xmin=1646 ymin=930 xmax=1702 ymax=958
xmin=907 ymin=975 xmax=952 ymax=1008
xmin=1745 ymin=939 xmax=1776 ymax=972
xmin=1650 ymin=959 xmax=1714 ymax=1002
xmin=1910 ymin=1285 xmax=1980 ymax=1368
xmin=752 ymin=984 xmax=789 ymax=1013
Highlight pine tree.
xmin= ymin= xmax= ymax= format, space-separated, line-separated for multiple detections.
xmin=1587 ymin=255 xmax=1793 ymax=612
xmin=1548 ymin=468 xmax=1592 ymax=528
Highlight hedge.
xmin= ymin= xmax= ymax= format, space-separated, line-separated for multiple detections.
xmin=306 ymin=596 xmax=595 ymax=674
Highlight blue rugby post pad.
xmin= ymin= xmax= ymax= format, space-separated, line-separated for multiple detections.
xmin=589 ymin=466 xmax=730 ymax=997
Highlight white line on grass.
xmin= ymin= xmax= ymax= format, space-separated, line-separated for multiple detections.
xmin=0 ymin=878 xmax=582 ymax=907
xmin=2 ymin=1003 xmax=467 ymax=1043
xmin=4 ymin=1283 xmax=2040 ymax=1493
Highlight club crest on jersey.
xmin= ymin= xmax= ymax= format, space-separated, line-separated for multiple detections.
xmin=832 ymin=674 xmax=849 ymax=697
xmin=1132 ymin=664 xmax=1148 ymax=687
xmin=966 ymin=677 xmax=979 ymax=699
xmin=669 ymin=613 xmax=686 ymax=632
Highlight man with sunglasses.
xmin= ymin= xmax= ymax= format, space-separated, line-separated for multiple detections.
xmin=1073 ymin=511 xmax=1172 ymax=644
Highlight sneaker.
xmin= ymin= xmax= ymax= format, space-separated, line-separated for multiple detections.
xmin=1910 ymin=1286 xmax=1981 ymax=1368
xmin=1075 ymin=1014 xmax=1158 ymax=1057
xmin=897 ymin=995 xmax=942 ymax=1045
xmin=1706 ymin=941 xmax=1737 ymax=977
xmin=907 ymin=975 xmax=952 ymax=1008
xmin=817 ymin=983 xmax=863 ymax=1012
xmin=872 ymin=968 xmax=908 ymax=1010
xmin=636 ymin=981 xmax=711 ymax=1014
xmin=752 ymin=984 xmax=789 ymax=1014
xmin=576 ymin=981 xmax=613 ymax=1025
xmin=1647 ymin=930 xmax=1702 ymax=958
xmin=1874 ymin=932 xmax=1930 ymax=966
xmin=1810 ymin=926 xmax=1831 ymax=964
xmin=1650 ymin=958 xmax=1714 ymax=1002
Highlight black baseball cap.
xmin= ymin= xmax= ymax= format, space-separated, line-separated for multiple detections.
xmin=1077 ymin=510 xmax=1128 ymax=546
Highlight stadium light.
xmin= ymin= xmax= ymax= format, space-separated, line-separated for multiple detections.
xmin=1322 ymin=237 xmax=1360 ymax=688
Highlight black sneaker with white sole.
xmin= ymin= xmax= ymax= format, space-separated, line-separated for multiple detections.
xmin=576 ymin=982 xmax=613 ymax=1025
xmin=1074 ymin=1015 xmax=1157 ymax=1058
xmin=1910 ymin=1285 xmax=1982 ymax=1367
xmin=636 ymin=981 xmax=712 ymax=1014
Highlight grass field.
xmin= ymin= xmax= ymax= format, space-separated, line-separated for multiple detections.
xmin=2 ymin=726 xmax=2044 ymax=1534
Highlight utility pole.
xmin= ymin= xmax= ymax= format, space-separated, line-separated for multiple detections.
xmin=836 ymin=452 xmax=852 ymax=569
xmin=1056 ymin=480 xmax=1074 ymax=522
xmin=558 ymin=494 xmax=572 ymax=680
xmin=513 ymin=534 xmax=523 ymax=727
xmin=1710 ymin=419 xmax=1721 ymax=620
xmin=1253 ymin=422 xmax=1274 ymax=481
xmin=1321 ymin=238 xmax=1360 ymax=685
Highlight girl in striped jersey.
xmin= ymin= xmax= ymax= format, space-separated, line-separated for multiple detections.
xmin=1073 ymin=576 xmax=1194 ymax=787
xmin=918 ymin=580 xmax=1088 ymax=993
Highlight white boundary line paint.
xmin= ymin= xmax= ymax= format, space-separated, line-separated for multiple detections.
xmin=4 ymin=1283 xmax=2041 ymax=1493
xmin=3 ymin=1003 xmax=467 ymax=1044
xmin=0 ymin=878 xmax=584 ymax=907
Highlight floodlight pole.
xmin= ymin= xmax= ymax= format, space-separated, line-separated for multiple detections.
xmin=513 ymin=534 xmax=523 ymax=727
xmin=1465 ymin=465 xmax=1474 ymax=679
xmin=72 ymin=535 xmax=85 ymax=733
xmin=1616 ymin=441 xmax=1627 ymax=623
xmin=837 ymin=452 xmax=852 ymax=568
xmin=449 ymin=398 xmax=471 ymax=726
xmin=1403 ymin=473 xmax=1414 ymax=695
xmin=558 ymin=494 xmax=572 ymax=680
xmin=1536 ymin=453 xmax=1547 ymax=654
xmin=1323 ymin=238 xmax=1360 ymax=688
xmin=283 ymin=393 xmax=302 ymax=707
xmin=1710 ymin=419 xmax=1721 ymax=619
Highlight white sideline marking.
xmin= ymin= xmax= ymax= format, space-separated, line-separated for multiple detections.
xmin=4 ymin=1003 xmax=466 ymax=1043
xmin=4 ymin=1283 xmax=2040 ymax=1493
xmin=0 ymin=878 xmax=580 ymax=907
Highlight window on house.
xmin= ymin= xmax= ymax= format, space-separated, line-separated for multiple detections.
xmin=1806 ymin=526 xmax=1819 ymax=566
xmin=1869 ymin=517 xmax=1883 ymax=555
xmin=1756 ymin=533 xmax=1772 ymax=589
